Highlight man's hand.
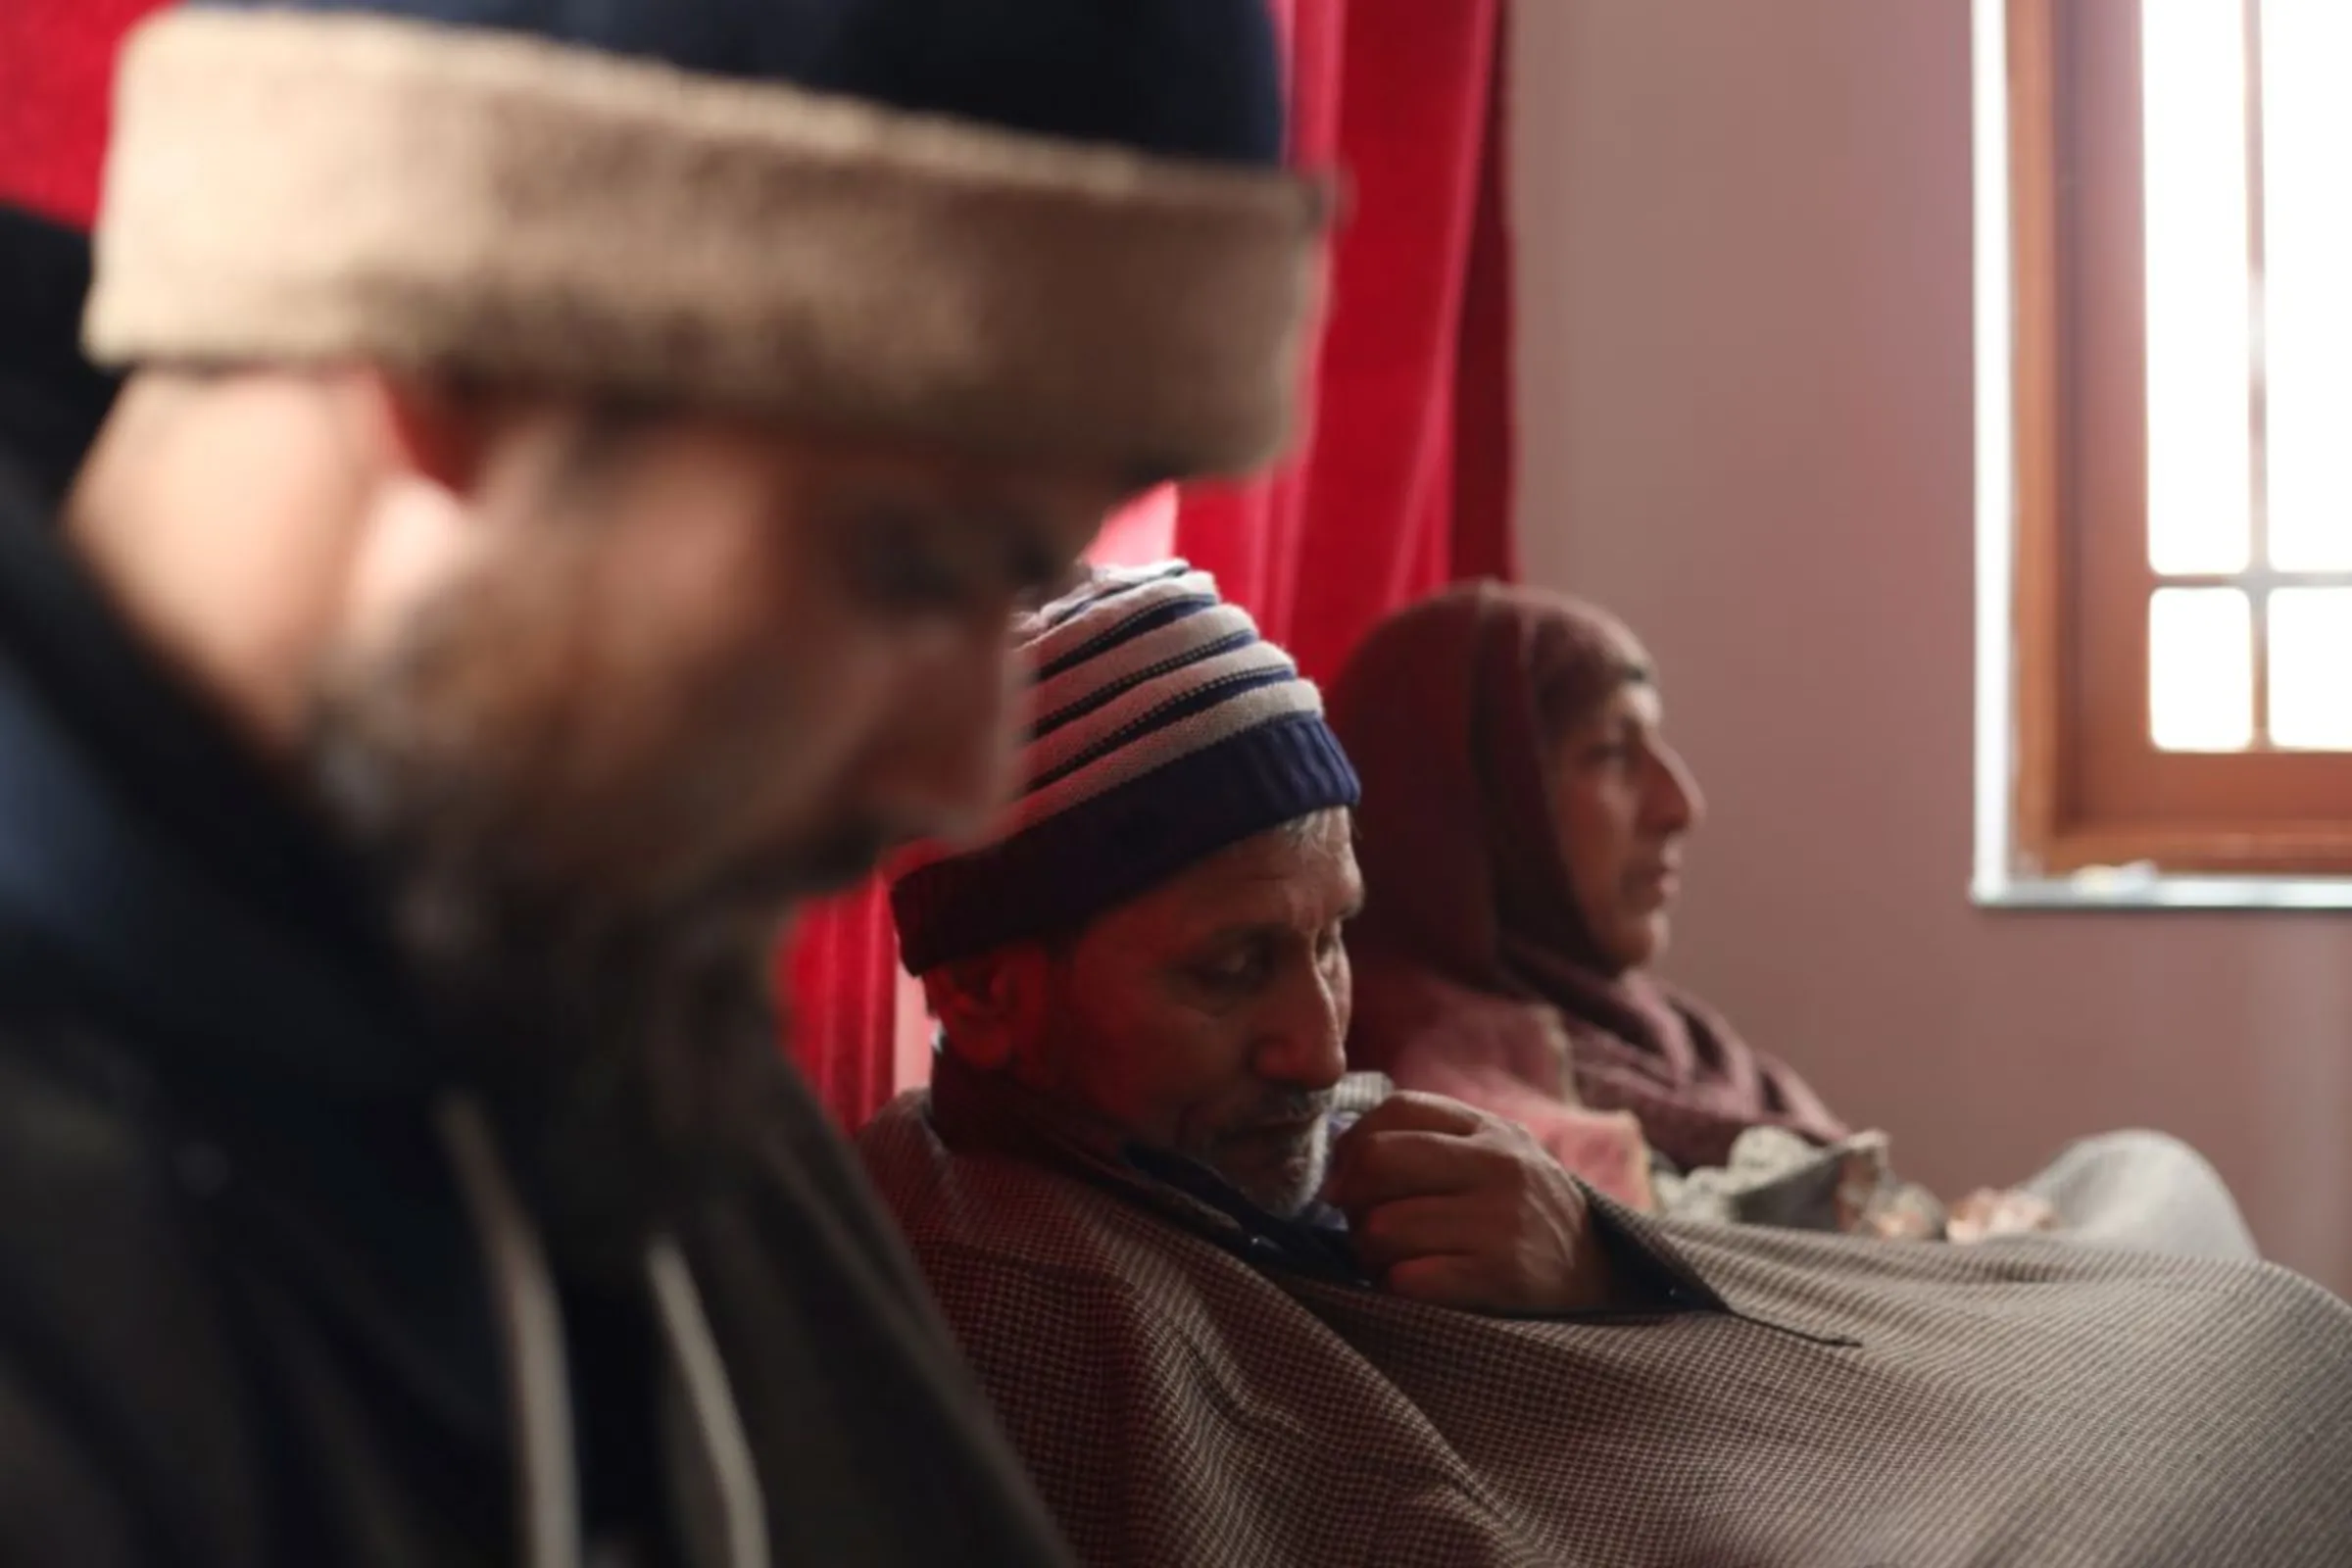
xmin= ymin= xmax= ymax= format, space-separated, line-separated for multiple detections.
xmin=1320 ymin=1092 xmax=1616 ymax=1313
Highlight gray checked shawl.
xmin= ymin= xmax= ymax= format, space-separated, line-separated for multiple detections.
xmin=859 ymin=1090 xmax=2352 ymax=1567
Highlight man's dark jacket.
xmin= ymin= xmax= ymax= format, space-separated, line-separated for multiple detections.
xmin=0 ymin=203 xmax=1070 ymax=1567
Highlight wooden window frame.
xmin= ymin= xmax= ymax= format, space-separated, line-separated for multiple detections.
xmin=2008 ymin=0 xmax=2352 ymax=877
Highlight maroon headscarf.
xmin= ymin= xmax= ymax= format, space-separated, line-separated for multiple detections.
xmin=1331 ymin=582 xmax=1848 ymax=1173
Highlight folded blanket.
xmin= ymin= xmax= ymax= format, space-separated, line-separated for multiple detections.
xmin=1652 ymin=1125 xmax=1946 ymax=1238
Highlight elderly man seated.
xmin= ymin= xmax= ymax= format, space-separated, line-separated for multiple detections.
xmin=860 ymin=563 xmax=2352 ymax=1568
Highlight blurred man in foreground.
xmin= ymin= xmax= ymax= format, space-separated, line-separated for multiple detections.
xmin=0 ymin=1 xmax=1325 ymax=1561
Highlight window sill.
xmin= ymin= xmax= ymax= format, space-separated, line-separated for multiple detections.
xmin=1974 ymin=868 xmax=2352 ymax=911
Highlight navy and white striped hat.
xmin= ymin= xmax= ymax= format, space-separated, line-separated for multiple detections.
xmin=890 ymin=562 xmax=1359 ymax=974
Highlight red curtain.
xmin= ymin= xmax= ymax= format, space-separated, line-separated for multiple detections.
xmin=783 ymin=883 xmax=909 ymax=1126
xmin=1 ymin=0 xmax=1518 ymax=1132
xmin=0 ymin=1 xmax=167 ymax=226
xmin=1179 ymin=0 xmax=1517 ymax=685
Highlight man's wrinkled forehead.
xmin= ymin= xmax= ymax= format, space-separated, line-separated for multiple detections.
xmin=1149 ymin=814 xmax=1361 ymax=937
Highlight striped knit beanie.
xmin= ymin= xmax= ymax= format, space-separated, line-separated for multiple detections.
xmin=890 ymin=562 xmax=1359 ymax=974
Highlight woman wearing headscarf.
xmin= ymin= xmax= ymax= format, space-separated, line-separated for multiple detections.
xmin=1332 ymin=582 xmax=2259 ymax=1257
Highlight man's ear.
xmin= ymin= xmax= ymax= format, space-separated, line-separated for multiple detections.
xmin=924 ymin=947 xmax=1054 ymax=1074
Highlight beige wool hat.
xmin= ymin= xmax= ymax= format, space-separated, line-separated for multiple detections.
xmin=83 ymin=2 xmax=1332 ymax=481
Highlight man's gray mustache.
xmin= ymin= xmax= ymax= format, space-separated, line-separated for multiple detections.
xmin=1218 ymin=1091 xmax=1338 ymax=1142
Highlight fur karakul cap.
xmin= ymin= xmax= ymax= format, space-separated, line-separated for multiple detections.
xmin=84 ymin=0 xmax=1330 ymax=479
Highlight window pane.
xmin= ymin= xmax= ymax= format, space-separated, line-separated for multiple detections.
xmin=2149 ymin=587 xmax=2253 ymax=751
xmin=2260 ymin=0 xmax=2352 ymax=570
xmin=2268 ymin=588 xmax=2352 ymax=749
xmin=2143 ymin=0 xmax=2254 ymax=575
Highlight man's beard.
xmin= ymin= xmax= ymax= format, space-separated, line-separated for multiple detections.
xmin=300 ymin=591 xmax=883 ymax=1259
xmin=1188 ymin=1090 xmax=1337 ymax=1219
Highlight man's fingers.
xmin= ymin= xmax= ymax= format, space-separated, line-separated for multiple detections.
xmin=1323 ymin=1128 xmax=1489 ymax=1210
xmin=1348 ymin=1195 xmax=1475 ymax=1275
xmin=1323 ymin=1095 xmax=1619 ymax=1314
xmin=1321 ymin=1094 xmax=1494 ymax=1199
xmin=1342 ymin=1092 xmax=1487 ymax=1140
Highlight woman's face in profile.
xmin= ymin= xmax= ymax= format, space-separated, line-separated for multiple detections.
xmin=1545 ymin=679 xmax=1705 ymax=974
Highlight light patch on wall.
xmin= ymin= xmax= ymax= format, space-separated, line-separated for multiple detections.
xmin=1971 ymin=0 xmax=2017 ymax=898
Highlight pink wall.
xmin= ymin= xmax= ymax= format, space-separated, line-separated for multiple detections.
xmin=1510 ymin=0 xmax=2352 ymax=1292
